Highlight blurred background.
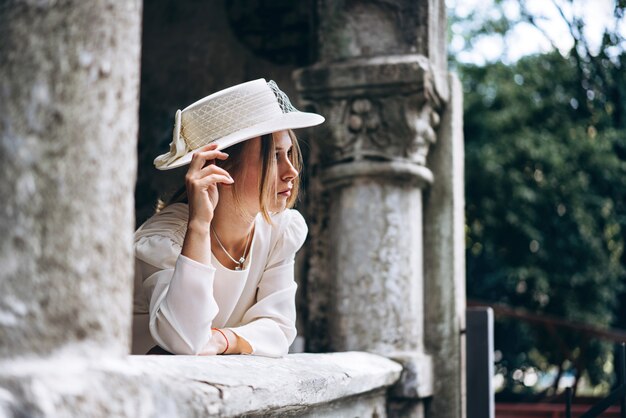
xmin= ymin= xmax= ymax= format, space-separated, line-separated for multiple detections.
xmin=449 ymin=0 xmax=626 ymax=403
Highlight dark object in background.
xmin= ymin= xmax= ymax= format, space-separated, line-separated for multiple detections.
xmin=146 ymin=345 xmax=173 ymax=355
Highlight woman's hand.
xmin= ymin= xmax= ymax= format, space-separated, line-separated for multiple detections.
xmin=185 ymin=143 xmax=232 ymax=226
xmin=199 ymin=328 xmax=235 ymax=356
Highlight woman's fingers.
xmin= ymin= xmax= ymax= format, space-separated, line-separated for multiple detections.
xmin=207 ymin=174 xmax=234 ymax=185
xmin=189 ymin=174 xmax=234 ymax=187
xmin=188 ymin=144 xmax=228 ymax=171
xmin=188 ymin=144 xmax=216 ymax=171
xmin=197 ymin=143 xmax=218 ymax=153
xmin=187 ymin=162 xmax=233 ymax=184
xmin=199 ymin=164 xmax=232 ymax=180
xmin=197 ymin=149 xmax=229 ymax=161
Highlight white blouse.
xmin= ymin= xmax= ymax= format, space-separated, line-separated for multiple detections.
xmin=131 ymin=203 xmax=307 ymax=357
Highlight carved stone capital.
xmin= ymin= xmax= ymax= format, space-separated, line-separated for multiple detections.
xmin=295 ymin=55 xmax=448 ymax=175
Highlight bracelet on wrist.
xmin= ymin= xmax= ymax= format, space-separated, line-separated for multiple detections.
xmin=212 ymin=327 xmax=229 ymax=355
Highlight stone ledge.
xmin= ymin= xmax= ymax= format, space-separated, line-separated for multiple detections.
xmin=295 ymin=54 xmax=450 ymax=103
xmin=0 ymin=351 xmax=402 ymax=417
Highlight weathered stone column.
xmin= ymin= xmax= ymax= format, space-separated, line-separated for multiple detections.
xmin=423 ymin=73 xmax=466 ymax=418
xmin=295 ymin=1 xmax=462 ymax=417
xmin=0 ymin=1 xmax=142 ymax=359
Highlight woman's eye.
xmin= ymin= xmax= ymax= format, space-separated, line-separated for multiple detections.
xmin=274 ymin=149 xmax=293 ymax=161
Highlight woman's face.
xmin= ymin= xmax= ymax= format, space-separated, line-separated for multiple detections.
xmin=237 ymin=130 xmax=298 ymax=216
xmin=271 ymin=130 xmax=299 ymax=211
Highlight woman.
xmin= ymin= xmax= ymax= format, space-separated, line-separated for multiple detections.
xmin=131 ymin=79 xmax=324 ymax=357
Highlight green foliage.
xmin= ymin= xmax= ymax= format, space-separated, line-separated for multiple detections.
xmin=461 ymin=49 xmax=626 ymax=395
xmin=450 ymin=0 xmax=626 ymax=397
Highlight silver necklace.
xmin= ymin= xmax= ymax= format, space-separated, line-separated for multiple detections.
xmin=211 ymin=225 xmax=252 ymax=271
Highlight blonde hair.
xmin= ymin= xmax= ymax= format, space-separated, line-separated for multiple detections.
xmin=157 ymin=130 xmax=303 ymax=224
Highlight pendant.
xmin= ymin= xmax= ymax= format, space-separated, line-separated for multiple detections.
xmin=235 ymin=265 xmax=242 ymax=271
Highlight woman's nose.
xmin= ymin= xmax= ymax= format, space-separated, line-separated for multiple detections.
xmin=281 ymin=158 xmax=298 ymax=181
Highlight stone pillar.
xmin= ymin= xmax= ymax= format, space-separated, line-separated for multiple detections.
xmin=423 ymin=74 xmax=466 ymax=418
xmin=0 ymin=0 xmax=142 ymax=359
xmin=295 ymin=1 xmax=459 ymax=416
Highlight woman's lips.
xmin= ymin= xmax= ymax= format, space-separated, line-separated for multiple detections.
xmin=278 ymin=189 xmax=291 ymax=197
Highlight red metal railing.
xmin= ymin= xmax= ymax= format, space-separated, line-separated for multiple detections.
xmin=497 ymin=403 xmax=621 ymax=418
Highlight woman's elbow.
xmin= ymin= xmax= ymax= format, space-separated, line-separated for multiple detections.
xmin=150 ymin=317 xmax=208 ymax=355
xmin=272 ymin=326 xmax=296 ymax=357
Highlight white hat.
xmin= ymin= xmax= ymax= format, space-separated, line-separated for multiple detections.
xmin=154 ymin=78 xmax=325 ymax=170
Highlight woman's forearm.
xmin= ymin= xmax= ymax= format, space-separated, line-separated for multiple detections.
xmin=181 ymin=219 xmax=212 ymax=265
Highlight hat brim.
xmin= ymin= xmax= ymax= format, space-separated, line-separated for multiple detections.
xmin=155 ymin=111 xmax=325 ymax=170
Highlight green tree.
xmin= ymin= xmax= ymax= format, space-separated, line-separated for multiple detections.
xmin=451 ymin=0 xmax=626 ymax=397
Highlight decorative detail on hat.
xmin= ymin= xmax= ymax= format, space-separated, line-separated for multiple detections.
xmin=154 ymin=109 xmax=189 ymax=168
xmin=267 ymin=80 xmax=298 ymax=113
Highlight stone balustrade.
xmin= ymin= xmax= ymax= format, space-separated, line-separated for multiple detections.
xmin=0 ymin=352 xmax=402 ymax=417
